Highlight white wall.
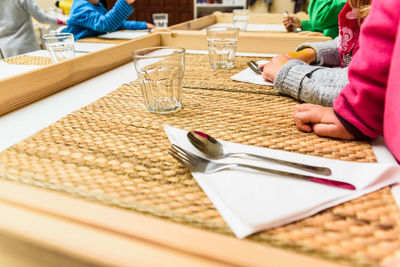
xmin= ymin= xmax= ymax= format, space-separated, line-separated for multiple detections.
xmin=249 ymin=0 xmax=305 ymax=14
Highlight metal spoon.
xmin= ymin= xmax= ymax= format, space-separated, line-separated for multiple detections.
xmin=187 ymin=131 xmax=332 ymax=176
xmin=293 ymin=27 xmax=302 ymax=33
xmin=247 ymin=60 xmax=262 ymax=74
xmin=284 ymin=10 xmax=302 ymax=33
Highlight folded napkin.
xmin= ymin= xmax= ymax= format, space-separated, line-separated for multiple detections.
xmin=98 ymin=31 xmax=148 ymax=39
xmin=74 ymin=42 xmax=115 ymax=53
xmin=207 ymin=23 xmax=287 ymax=32
xmin=164 ymin=126 xmax=400 ymax=238
xmin=231 ymin=60 xmax=273 ymax=86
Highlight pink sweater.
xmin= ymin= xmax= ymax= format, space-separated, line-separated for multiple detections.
xmin=384 ymin=23 xmax=400 ymax=162
xmin=333 ymin=0 xmax=400 ymax=161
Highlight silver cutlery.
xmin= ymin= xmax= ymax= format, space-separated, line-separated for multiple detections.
xmin=187 ymin=131 xmax=332 ymax=176
xmin=168 ymin=144 xmax=355 ymax=190
xmin=284 ymin=10 xmax=302 ymax=33
xmin=247 ymin=60 xmax=262 ymax=75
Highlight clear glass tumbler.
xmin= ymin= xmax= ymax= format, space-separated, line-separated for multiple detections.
xmin=132 ymin=47 xmax=185 ymax=114
xmin=42 ymin=33 xmax=75 ymax=63
xmin=233 ymin=9 xmax=249 ymax=32
xmin=206 ymin=27 xmax=239 ymax=69
xmin=152 ymin=13 xmax=169 ymax=28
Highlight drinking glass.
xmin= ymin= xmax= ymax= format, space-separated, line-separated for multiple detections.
xmin=206 ymin=27 xmax=239 ymax=69
xmin=132 ymin=47 xmax=185 ymax=114
xmin=233 ymin=9 xmax=249 ymax=32
xmin=152 ymin=13 xmax=169 ymax=28
xmin=42 ymin=33 xmax=75 ymax=63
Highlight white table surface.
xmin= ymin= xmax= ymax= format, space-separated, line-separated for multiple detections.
xmin=1 ymin=50 xmax=399 ymax=207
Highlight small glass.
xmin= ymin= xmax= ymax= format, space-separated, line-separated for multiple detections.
xmin=152 ymin=13 xmax=169 ymax=28
xmin=42 ymin=33 xmax=75 ymax=63
xmin=206 ymin=27 xmax=239 ymax=69
xmin=132 ymin=47 xmax=185 ymax=114
xmin=233 ymin=9 xmax=249 ymax=32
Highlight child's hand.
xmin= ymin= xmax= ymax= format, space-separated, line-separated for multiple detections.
xmin=287 ymin=48 xmax=317 ymax=64
xmin=283 ymin=15 xmax=301 ymax=32
xmin=57 ymin=18 xmax=67 ymax=25
xmin=294 ymin=104 xmax=355 ymax=139
xmin=125 ymin=0 xmax=136 ymax=4
xmin=146 ymin=23 xmax=155 ymax=29
xmin=259 ymin=55 xmax=290 ymax=82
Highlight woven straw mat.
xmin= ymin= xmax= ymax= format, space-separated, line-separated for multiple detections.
xmin=1 ymin=56 xmax=400 ymax=266
xmin=184 ymin=54 xmax=278 ymax=95
xmin=4 ymin=55 xmax=51 ymax=66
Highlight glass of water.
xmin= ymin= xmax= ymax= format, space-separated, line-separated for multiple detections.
xmin=206 ymin=27 xmax=239 ymax=69
xmin=152 ymin=13 xmax=169 ymax=28
xmin=132 ymin=47 xmax=185 ymax=114
xmin=42 ymin=33 xmax=75 ymax=63
xmin=233 ymin=9 xmax=249 ymax=32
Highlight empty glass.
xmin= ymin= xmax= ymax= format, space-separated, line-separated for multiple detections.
xmin=132 ymin=47 xmax=185 ymax=114
xmin=42 ymin=33 xmax=75 ymax=63
xmin=233 ymin=9 xmax=249 ymax=32
xmin=152 ymin=13 xmax=169 ymax=28
xmin=206 ymin=27 xmax=239 ymax=69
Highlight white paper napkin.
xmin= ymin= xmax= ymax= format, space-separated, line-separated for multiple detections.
xmin=231 ymin=60 xmax=273 ymax=86
xmin=74 ymin=42 xmax=115 ymax=53
xmin=164 ymin=126 xmax=400 ymax=238
xmin=98 ymin=31 xmax=148 ymax=39
xmin=207 ymin=23 xmax=287 ymax=32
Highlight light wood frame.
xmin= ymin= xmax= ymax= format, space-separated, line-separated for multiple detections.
xmin=0 ymin=179 xmax=344 ymax=267
xmin=170 ymin=11 xmax=310 ymax=31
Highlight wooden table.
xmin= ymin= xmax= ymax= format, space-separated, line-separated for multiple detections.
xmin=0 ymin=31 xmax=397 ymax=267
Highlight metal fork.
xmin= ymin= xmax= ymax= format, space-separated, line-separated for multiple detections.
xmin=168 ymin=144 xmax=356 ymax=190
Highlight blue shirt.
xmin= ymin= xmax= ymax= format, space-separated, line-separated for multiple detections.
xmin=63 ymin=0 xmax=147 ymax=40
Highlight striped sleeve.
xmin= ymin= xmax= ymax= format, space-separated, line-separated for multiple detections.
xmin=123 ymin=20 xmax=147 ymax=30
xmin=83 ymin=0 xmax=133 ymax=32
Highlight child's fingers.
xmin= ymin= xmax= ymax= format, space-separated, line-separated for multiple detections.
xmin=295 ymin=121 xmax=313 ymax=133
xmin=261 ymin=72 xmax=273 ymax=82
xmin=312 ymin=122 xmax=356 ymax=139
xmin=312 ymin=123 xmax=340 ymax=137
xmin=293 ymin=110 xmax=319 ymax=132
xmin=282 ymin=17 xmax=292 ymax=24
xmin=294 ymin=103 xmax=321 ymax=113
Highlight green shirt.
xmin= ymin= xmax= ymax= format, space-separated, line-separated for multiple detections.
xmin=301 ymin=0 xmax=347 ymax=38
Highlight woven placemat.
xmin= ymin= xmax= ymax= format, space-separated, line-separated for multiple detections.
xmin=1 ymin=81 xmax=399 ymax=266
xmin=3 ymin=55 xmax=51 ymax=66
xmin=184 ymin=54 xmax=278 ymax=95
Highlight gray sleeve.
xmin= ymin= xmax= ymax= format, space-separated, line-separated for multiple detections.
xmin=274 ymin=59 xmax=348 ymax=107
xmin=296 ymin=37 xmax=341 ymax=67
xmin=23 ymin=0 xmax=58 ymax=25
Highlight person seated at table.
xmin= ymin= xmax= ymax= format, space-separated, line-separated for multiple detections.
xmin=294 ymin=0 xmax=400 ymax=162
xmin=0 ymin=0 xmax=66 ymax=58
xmin=261 ymin=0 xmax=371 ymax=107
xmin=284 ymin=0 xmax=346 ymax=38
xmin=62 ymin=0 xmax=154 ymax=40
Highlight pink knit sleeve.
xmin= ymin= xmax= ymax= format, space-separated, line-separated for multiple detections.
xmin=383 ymin=22 xmax=400 ymax=162
xmin=333 ymin=0 xmax=400 ymax=138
